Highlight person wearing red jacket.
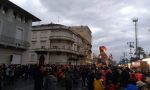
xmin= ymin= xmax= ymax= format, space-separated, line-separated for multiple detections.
xmin=135 ymin=71 xmax=143 ymax=81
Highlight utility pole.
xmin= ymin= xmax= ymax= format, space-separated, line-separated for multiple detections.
xmin=132 ymin=18 xmax=138 ymax=58
xmin=123 ymin=52 xmax=127 ymax=58
xmin=127 ymin=42 xmax=134 ymax=58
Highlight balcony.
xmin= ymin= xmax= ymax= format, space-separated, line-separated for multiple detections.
xmin=48 ymin=47 xmax=77 ymax=54
xmin=35 ymin=48 xmax=48 ymax=54
xmin=49 ymin=36 xmax=75 ymax=42
xmin=0 ymin=34 xmax=30 ymax=49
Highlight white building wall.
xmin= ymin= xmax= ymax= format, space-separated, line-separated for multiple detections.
xmin=29 ymin=24 xmax=91 ymax=65
xmin=22 ymin=51 xmax=30 ymax=65
xmin=50 ymin=41 xmax=71 ymax=49
xmin=27 ymin=52 xmax=38 ymax=64
xmin=45 ymin=53 xmax=49 ymax=64
xmin=0 ymin=48 xmax=22 ymax=64
xmin=49 ymin=53 xmax=67 ymax=64
xmin=51 ymin=30 xmax=73 ymax=37
xmin=31 ymin=30 xmax=51 ymax=49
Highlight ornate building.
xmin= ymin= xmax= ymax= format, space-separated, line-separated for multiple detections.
xmin=28 ymin=23 xmax=92 ymax=65
xmin=70 ymin=26 xmax=92 ymax=64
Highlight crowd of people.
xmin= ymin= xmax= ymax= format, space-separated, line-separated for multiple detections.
xmin=0 ymin=64 xmax=149 ymax=90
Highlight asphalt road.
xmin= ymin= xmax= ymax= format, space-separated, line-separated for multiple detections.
xmin=2 ymin=79 xmax=87 ymax=90
xmin=2 ymin=79 xmax=124 ymax=90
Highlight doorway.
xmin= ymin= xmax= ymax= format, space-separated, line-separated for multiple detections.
xmin=39 ymin=55 xmax=45 ymax=66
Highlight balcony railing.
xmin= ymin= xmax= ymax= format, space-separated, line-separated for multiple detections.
xmin=0 ymin=34 xmax=30 ymax=49
xmin=49 ymin=47 xmax=77 ymax=54
xmin=49 ymin=36 xmax=75 ymax=42
xmin=34 ymin=47 xmax=85 ymax=56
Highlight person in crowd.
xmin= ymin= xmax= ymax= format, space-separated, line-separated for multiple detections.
xmin=125 ymin=78 xmax=138 ymax=90
xmin=0 ymin=66 xmax=2 ymax=90
xmin=112 ymin=67 xmax=121 ymax=88
xmin=0 ymin=64 xmax=149 ymax=90
xmin=121 ymin=67 xmax=130 ymax=87
xmin=130 ymin=71 xmax=136 ymax=79
xmin=64 ymin=68 xmax=73 ymax=90
xmin=33 ymin=66 xmax=43 ymax=90
xmin=72 ymin=67 xmax=80 ymax=86
xmin=135 ymin=70 xmax=143 ymax=81
xmin=105 ymin=68 xmax=113 ymax=89
xmin=93 ymin=72 xmax=104 ymax=90
xmin=6 ymin=66 xmax=11 ymax=85
xmin=136 ymin=80 xmax=147 ymax=90
xmin=87 ymin=68 xmax=95 ymax=90
xmin=81 ymin=68 xmax=86 ymax=87
xmin=108 ymin=80 xmax=116 ymax=90
xmin=9 ymin=67 xmax=14 ymax=85
xmin=44 ymin=70 xmax=57 ymax=90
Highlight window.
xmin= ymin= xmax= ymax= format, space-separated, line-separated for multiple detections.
xmin=17 ymin=15 xmax=21 ymax=21
xmin=40 ymin=31 xmax=47 ymax=38
xmin=25 ymin=18 xmax=28 ymax=23
xmin=41 ymin=40 xmax=46 ymax=48
xmin=11 ymin=54 xmax=21 ymax=64
xmin=2 ymin=7 xmax=8 ymax=14
xmin=32 ymin=32 xmax=37 ymax=39
xmin=30 ymin=54 xmax=35 ymax=61
xmin=16 ymin=27 xmax=24 ymax=40
xmin=53 ymin=46 xmax=58 ymax=49
xmin=62 ymin=45 xmax=65 ymax=49
xmin=32 ymin=41 xmax=36 ymax=48
xmin=13 ymin=12 xmax=16 ymax=19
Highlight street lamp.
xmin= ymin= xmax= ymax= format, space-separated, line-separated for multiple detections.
xmin=132 ymin=18 xmax=138 ymax=58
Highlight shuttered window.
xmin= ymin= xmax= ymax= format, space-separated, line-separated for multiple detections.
xmin=16 ymin=27 xmax=24 ymax=40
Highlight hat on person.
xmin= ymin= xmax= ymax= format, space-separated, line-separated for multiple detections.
xmin=136 ymin=81 xmax=146 ymax=87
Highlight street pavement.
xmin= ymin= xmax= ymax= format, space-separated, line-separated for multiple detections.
xmin=2 ymin=79 xmax=87 ymax=90
xmin=2 ymin=79 xmax=124 ymax=90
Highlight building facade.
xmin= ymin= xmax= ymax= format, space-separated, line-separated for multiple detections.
xmin=0 ymin=0 xmax=40 ymax=64
xmin=70 ymin=26 xmax=92 ymax=64
xmin=28 ymin=23 xmax=92 ymax=65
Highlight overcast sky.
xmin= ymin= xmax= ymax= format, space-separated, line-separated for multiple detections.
xmin=10 ymin=0 xmax=150 ymax=62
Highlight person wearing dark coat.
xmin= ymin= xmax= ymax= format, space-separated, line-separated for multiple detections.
xmin=87 ymin=69 xmax=95 ymax=90
xmin=33 ymin=66 xmax=43 ymax=90
xmin=44 ymin=71 xmax=57 ymax=90
xmin=65 ymin=69 xmax=73 ymax=90
xmin=105 ymin=69 xmax=113 ymax=90
xmin=121 ymin=68 xmax=130 ymax=87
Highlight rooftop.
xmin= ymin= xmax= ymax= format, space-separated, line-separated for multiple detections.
xmin=32 ymin=23 xmax=64 ymax=28
xmin=0 ymin=0 xmax=41 ymax=22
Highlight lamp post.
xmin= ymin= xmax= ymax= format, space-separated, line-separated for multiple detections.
xmin=132 ymin=18 xmax=138 ymax=58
